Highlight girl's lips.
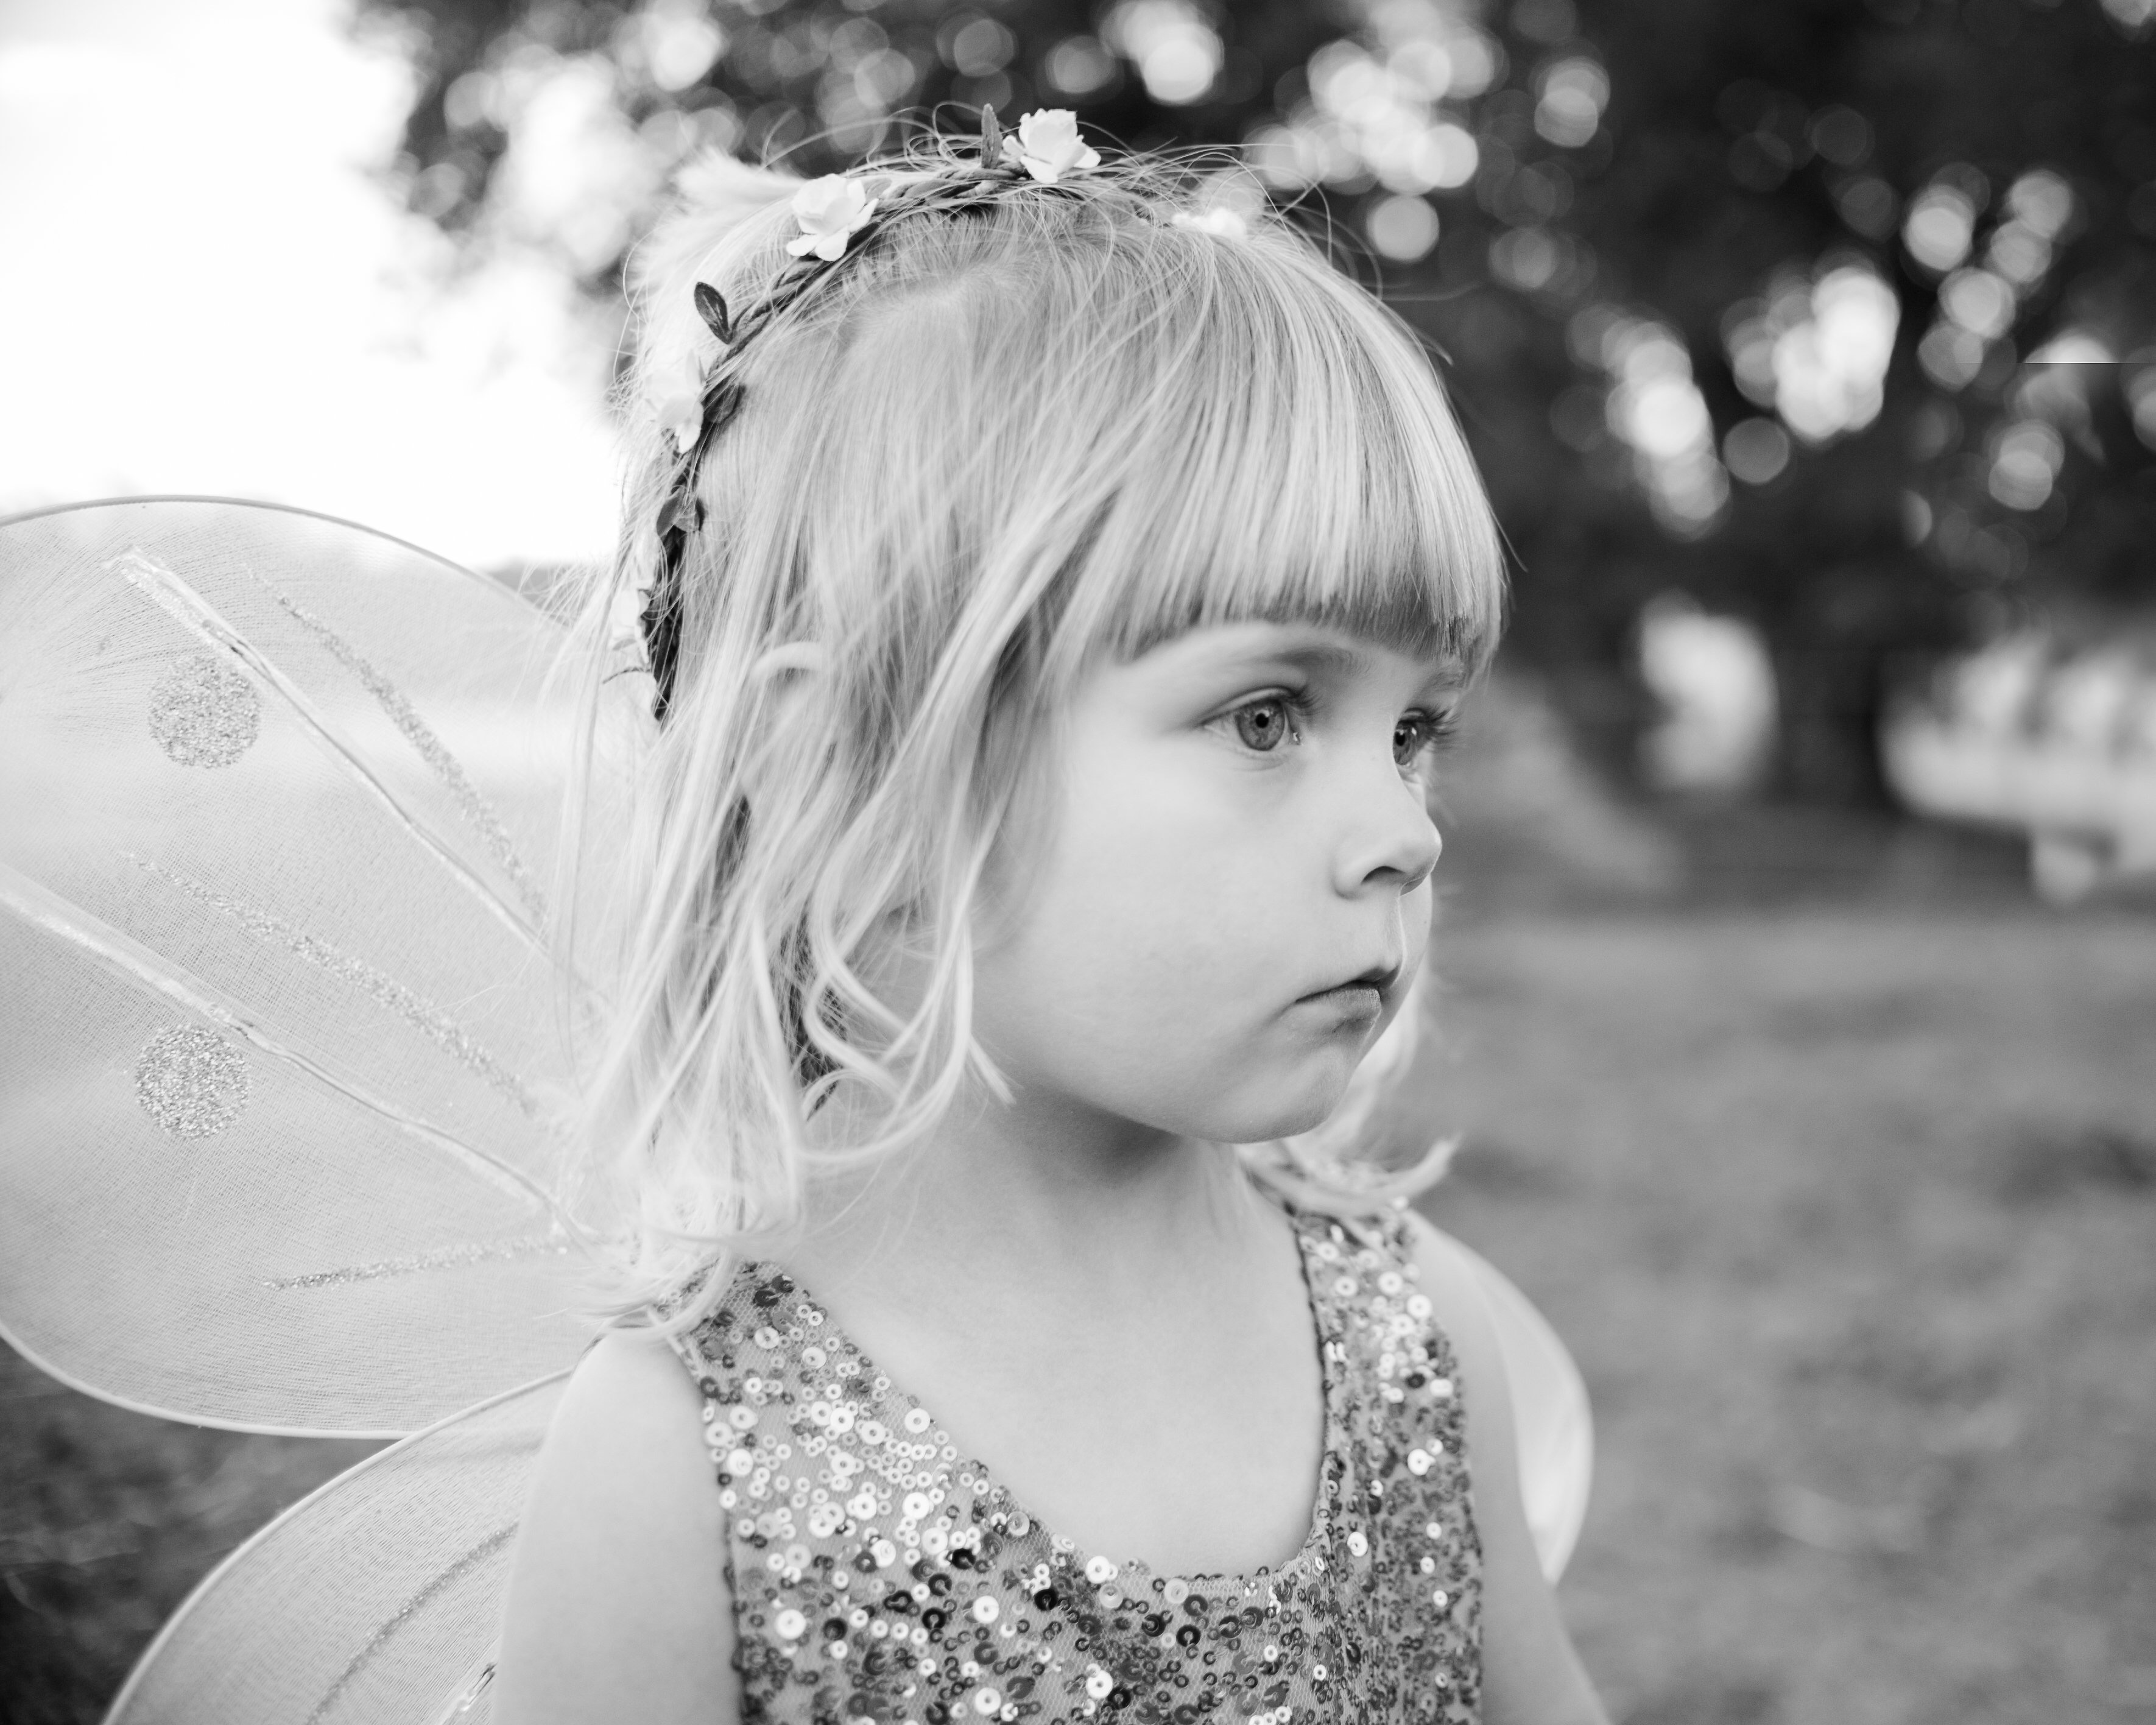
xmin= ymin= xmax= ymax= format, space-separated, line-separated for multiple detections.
xmin=1298 ymin=962 xmax=1401 ymax=1003
xmin=1294 ymin=978 xmax=1390 ymax=1023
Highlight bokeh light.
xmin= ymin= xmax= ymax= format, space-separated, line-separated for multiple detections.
xmin=1987 ymin=420 xmax=2066 ymax=512
xmin=1637 ymin=594 xmax=1778 ymax=793
xmin=1722 ymin=417 xmax=1792 ymax=487
xmin=1722 ymin=262 xmax=1898 ymax=446
xmin=1367 ymin=192 xmax=1441 ymax=260
xmin=1247 ymin=2 xmax=1500 ymax=197
xmin=1532 ymin=56 xmax=1607 ymax=149
xmin=1101 ymin=0 xmax=1221 ymax=107
xmin=2129 ymin=362 xmax=2156 ymax=451
xmin=1574 ymin=305 xmax=1729 ymax=537
xmin=1901 ymin=176 xmax=1979 ymax=273
xmin=1043 ymin=35 xmax=1118 ymax=97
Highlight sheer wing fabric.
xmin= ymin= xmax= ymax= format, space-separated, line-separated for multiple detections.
xmin=0 ymin=498 xmax=634 ymax=1438
xmin=1455 ymin=1240 xmax=1594 ymax=1581
xmin=103 ymin=1370 xmax=569 ymax=1725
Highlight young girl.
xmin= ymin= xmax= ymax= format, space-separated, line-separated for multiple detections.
xmin=495 ymin=114 xmax=1605 ymax=1725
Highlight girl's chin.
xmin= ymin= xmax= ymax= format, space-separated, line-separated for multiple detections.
xmin=1194 ymin=1067 xmax=1359 ymax=1146
xmin=1020 ymin=1034 xmax=1366 ymax=1145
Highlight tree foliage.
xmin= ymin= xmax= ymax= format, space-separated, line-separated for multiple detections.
xmin=359 ymin=0 xmax=2156 ymax=799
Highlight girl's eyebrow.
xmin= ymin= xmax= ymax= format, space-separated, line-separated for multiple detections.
xmin=1214 ymin=638 xmax=1468 ymax=697
xmin=1227 ymin=641 xmax=1371 ymax=680
xmin=1172 ymin=631 xmax=1373 ymax=679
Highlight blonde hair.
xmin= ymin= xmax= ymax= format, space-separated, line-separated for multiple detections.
xmin=568 ymin=136 xmax=1505 ymax=1316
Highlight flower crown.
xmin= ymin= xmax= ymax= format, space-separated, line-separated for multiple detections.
xmin=638 ymin=108 xmax=1105 ymax=721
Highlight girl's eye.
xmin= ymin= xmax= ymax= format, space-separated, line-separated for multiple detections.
xmin=1393 ymin=709 xmax=1458 ymax=771
xmin=1231 ymin=697 xmax=1297 ymax=752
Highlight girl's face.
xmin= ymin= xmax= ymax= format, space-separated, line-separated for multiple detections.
xmin=971 ymin=620 xmax=1458 ymax=1146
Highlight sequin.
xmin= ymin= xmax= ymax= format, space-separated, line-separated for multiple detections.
xmin=675 ymin=1202 xmax=1484 ymax=1722
xmin=133 ymin=1023 xmax=249 ymax=1138
xmin=147 ymin=652 xmax=260 ymax=768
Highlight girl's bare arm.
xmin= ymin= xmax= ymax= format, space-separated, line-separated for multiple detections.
xmin=491 ymin=1328 xmax=739 ymax=1725
xmin=1409 ymin=1214 xmax=1609 ymax=1725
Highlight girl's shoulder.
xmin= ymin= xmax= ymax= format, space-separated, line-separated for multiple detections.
xmin=1373 ymin=1205 xmax=1523 ymax=1497
xmin=1281 ymin=1196 xmax=1492 ymax=1360
xmin=1389 ymin=1206 xmax=1611 ymax=1725
xmin=490 ymin=1328 xmax=741 ymax=1725
xmin=1329 ymin=1201 xmax=1510 ymax=1383
xmin=1389 ymin=1208 xmax=1503 ymax=1358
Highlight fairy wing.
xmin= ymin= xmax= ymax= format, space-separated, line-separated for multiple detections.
xmin=0 ymin=497 xmax=638 ymax=1438
xmin=1454 ymin=1239 xmax=1594 ymax=1582
xmin=100 ymin=1370 xmax=569 ymax=1725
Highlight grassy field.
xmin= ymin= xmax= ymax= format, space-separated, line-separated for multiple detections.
xmin=1412 ymin=906 xmax=2156 ymax=1725
xmin=3 ymin=905 xmax=2153 ymax=1724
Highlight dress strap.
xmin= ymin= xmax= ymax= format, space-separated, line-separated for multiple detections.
xmin=665 ymin=1321 xmax=716 ymax=1391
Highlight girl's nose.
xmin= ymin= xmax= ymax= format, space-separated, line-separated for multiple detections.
xmin=1335 ymin=774 xmax=1442 ymax=897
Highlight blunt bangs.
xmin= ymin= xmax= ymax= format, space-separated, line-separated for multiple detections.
xmin=1046 ymin=223 xmax=1506 ymax=679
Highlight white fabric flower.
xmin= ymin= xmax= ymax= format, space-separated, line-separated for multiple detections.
xmin=1000 ymin=110 xmax=1101 ymax=183
xmin=607 ymin=580 xmax=649 ymax=655
xmin=656 ymin=377 xmax=703 ymax=455
xmin=786 ymin=174 xmax=878 ymax=261
xmin=1173 ymin=206 xmax=1249 ymax=239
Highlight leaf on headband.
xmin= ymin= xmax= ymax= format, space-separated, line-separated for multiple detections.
xmin=979 ymin=105 xmax=1003 ymax=169
xmin=657 ymin=490 xmax=689 ymax=540
xmin=694 ymin=281 xmax=733 ymax=344
xmin=705 ymin=378 xmax=744 ymax=432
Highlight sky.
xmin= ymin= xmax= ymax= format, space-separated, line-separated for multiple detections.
xmin=0 ymin=0 xmax=619 ymax=570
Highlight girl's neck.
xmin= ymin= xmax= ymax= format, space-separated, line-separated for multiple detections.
xmin=787 ymin=1082 xmax=1270 ymax=1309
xmin=769 ymin=1080 xmax=1324 ymax=1584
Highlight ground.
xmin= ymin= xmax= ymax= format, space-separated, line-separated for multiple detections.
xmin=1411 ymin=905 xmax=2156 ymax=1725
xmin=3 ymin=902 xmax=2154 ymax=1724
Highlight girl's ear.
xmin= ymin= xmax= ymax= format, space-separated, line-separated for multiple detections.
xmin=749 ymin=642 xmax=828 ymax=741
xmin=740 ymin=643 xmax=831 ymax=806
xmin=750 ymin=642 xmax=829 ymax=682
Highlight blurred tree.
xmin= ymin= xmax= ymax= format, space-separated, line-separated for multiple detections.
xmin=1526 ymin=0 xmax=2156 ymax=798
xmin=358 ymin=0 xmax=2156 ymax=801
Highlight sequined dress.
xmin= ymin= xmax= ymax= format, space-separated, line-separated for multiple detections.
xmin=670 ymin=1202 xmax=1482 ymax=1725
